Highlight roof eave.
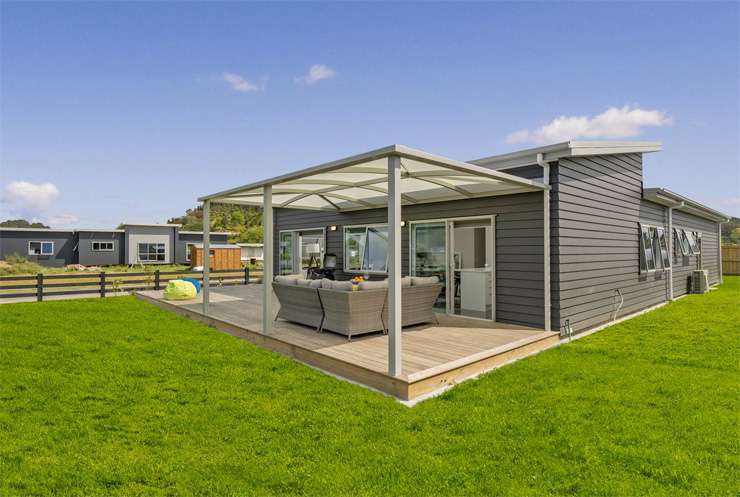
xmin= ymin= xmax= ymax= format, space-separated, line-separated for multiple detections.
xmin=470 ymin=141 xmax=663 ymax=170
xmin=643 ymin=187 xmax=731 ymax=223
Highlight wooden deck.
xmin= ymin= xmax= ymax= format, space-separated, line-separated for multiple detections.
xmin=137 ymin=285 xmax=559 ymax=401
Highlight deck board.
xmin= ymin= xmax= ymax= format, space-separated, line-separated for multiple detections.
xmin=137 ymin=285 xmax=559 ymax=400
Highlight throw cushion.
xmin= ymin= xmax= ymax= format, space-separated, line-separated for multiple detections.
xmin=308 ymin=279 xmax=323 ymax=288
xmin=320 ymin=278 xmax=334 ymax=289
xmin=383 ymin=276 xmax=413 ymax=287
xmin=274 ymin=275 xmax=298 ymax=285
xmin=358 ymin=280 xmax=388 ymax=291
xmin=411 ymin=276 xmax=439 ymax=286
xmin=296 ymin=279 xmax=312 ymax=287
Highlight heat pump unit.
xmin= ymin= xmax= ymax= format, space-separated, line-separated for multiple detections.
xmin=691 ymin=270 xmax=709 ymax=294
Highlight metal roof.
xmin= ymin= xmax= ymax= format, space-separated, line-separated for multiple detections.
xmin=199 ymin=144 xmax=548 ymax=211
xmin=470 ymin=141 xmax=662 ymax=170
xmin=643 ymin=188 xmax=731 ymax=222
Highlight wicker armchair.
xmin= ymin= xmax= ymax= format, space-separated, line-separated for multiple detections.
xmin=272 ymin=283 xmax=324 ymax=331
xmin=317 ymin=288 xmax=387 ymax=340
xmin=383 ymin=283 xmax=443 ymax=327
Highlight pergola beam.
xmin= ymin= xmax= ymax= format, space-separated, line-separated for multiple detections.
xmin=202 ymin=199 xmax=210 ymax=315
xmin=262 ymin=185 xmax=273 ymax=334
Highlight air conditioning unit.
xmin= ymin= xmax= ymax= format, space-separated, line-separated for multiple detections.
xmin=691 ymin=270 xmax=709 ymax=294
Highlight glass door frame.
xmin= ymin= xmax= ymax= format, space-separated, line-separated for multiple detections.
xmin=278 ymin=227 xmax=326 ymax=275
xmin=409 ymin=215 xmax=496 ymax=321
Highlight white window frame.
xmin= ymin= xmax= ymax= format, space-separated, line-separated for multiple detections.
xmin=639 ymin=224 xmax=656 ymax=273
xmin=28 ymin=241 xmax=54 ymax=256
xmin=278 ymin=227 xmax=326 ymax=275
xmin=343 ymin=223 xmax=389 ymax=274
xmin=186 ymin=243 xmax=194 ymax=261
xmin=91 ymin=241 xmax=114 ymax=252
xmin=685 ymin=230 xmax=700 ymax=255
xmin=137 ymin=242 xmax=166 ymax=263
xmin=655 ymin=227 xmax=671 ymax=269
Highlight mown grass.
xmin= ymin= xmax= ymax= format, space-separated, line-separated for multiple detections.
xmin=1 ymin=278 xmax=738 ymax=496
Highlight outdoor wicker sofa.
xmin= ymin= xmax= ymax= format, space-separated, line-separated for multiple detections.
xmin=271 ymin=276 xmax=443 ymax=341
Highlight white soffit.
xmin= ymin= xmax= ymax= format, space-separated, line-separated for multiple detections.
xmin=199 ymin=145 xmax=547 ymax=212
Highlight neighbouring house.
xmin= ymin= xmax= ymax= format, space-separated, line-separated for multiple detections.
xmin=237 ymin=243 xmax=264 ymax=263
xmin=0 ymin=224 xmax=231 ymax=267
xmin=189 ymin=243 xmax=241 ymax=270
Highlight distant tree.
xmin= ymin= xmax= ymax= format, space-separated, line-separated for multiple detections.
xmin=721 ymin=217 xmax=740 ymax=245
xmin=0 ymin=219 xmax=50 ymax=229
xmin=168 ymin=204 xmax=263 ymax=243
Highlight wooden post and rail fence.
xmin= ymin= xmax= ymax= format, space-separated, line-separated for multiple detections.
xmin=722 ymin=245 xmax=740 ymax=276
xmin=0 ymin=267 xmax=264 ymax=302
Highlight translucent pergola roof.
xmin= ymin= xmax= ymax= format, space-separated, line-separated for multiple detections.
xmin=199 ymin=145 xmax=547 ymax=211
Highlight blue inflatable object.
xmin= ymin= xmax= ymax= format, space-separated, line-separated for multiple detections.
xmin=181 ymin=277 xmax=202 ymax=293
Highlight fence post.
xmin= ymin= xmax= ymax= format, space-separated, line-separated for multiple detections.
xmin=36 ymin=273 xmax=43 ymax=302
xmin=244 ymin=267 xmax=250 ymax=285
xmin=154 ymin=269 xmax=161 ymax=290
xmin=100 ymin=272 xmax=106 ymax=298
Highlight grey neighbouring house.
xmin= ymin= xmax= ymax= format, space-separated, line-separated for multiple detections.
xmin=0 ymin=224 xmax=230 ymax=267
xmin=196 ymin=141 xmax=730 ymax=380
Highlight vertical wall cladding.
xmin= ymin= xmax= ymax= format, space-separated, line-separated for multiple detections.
xmin=671 ymin=211 xmax=720 ymax=296
xmin=274 ymin=192 xmax=546 ymax=328
xmin=552 ymin=153 xmax=672 ymax=333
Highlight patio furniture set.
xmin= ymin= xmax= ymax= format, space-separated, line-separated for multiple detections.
xmin=272 ymin=275 xmax=442 ymax=341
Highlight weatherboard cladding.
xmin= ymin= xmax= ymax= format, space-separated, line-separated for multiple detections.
xmin=671 ymin=210 xmax=720 ymax=296
xmin=274 ymin=192 xmax=547 ymax=329
xmin=549 ymin=153 xmax=721 ymax=333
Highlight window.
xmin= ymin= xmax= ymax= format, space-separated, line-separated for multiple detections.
xmin=279 ymin=228 xmax=325 ymax=275
xmin=28 ymin=241 xmax=54 ymax=256
xmin=186 ymin=244 xmax=193 ymax=261
xmin=685 ymin=230 xmax=700 ymax=254
xmin=655 ymin=227 xmax=671 ymax=268
xmin=344 ymin=225 xmax=389 ymax=273
xmin=137 ymin=243 xmax=166 ymax=262
xmin=639 ymin=224 xmax=656 ymax=272
xmin=92 ymin=241 xmax=114 ymax=251
xmin=675 ymin=228 xmax=690 ymax=256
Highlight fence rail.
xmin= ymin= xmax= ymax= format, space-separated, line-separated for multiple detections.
xmin=0 ymin=268 xmax=264 ymax=301
xmin=722 ymin=246 xmax=740 ymax=276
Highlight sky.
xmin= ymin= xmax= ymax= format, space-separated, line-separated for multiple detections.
xmin=1 ymin=1 xmax=738 ymax=228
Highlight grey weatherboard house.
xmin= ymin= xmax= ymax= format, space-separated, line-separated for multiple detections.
xmin=197 ymin=141 xmax=729 ymax=354
xmin=0 ymin=224 xmax=229 ymax=267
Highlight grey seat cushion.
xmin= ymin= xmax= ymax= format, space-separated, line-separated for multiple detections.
xmin=359 ymin=280 xmax=388 ymax=291
xmin=296 ymin=279 xmax=312 ymax=287
xmin=274 ymin=275 xmax=298 ymax=285
xmin=331 ymin=280 xmax=354 ymax=291
xmin=411 ymin=276 xmax=439 ymax=286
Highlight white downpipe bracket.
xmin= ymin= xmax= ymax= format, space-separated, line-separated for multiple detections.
xmin=536 ymin=153 xmax=551 ymax=332
xmin=387 ymin=155 xmax=403 ymax=377
xmin=262 ymin=185 xmax=274 ymax=334
xmin=202 ymin=199 xmax=211 ymax=315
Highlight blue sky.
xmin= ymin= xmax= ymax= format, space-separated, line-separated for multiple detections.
xmin=1 ymin=1 xmax=738 ymax=228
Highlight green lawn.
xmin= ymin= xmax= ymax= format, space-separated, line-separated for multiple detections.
xmin=1 ymin=278 xmax=738 ymax=496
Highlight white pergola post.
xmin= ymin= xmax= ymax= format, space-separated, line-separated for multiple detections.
xmin=387 ymin=155 xmax=402 ymax=376
xmin=202 ymin=199 xmax=210 ymax=315
xmin=262 ymin=185 xmax=274 ymax=334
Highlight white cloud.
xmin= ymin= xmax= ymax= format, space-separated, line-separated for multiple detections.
xmin=295 ymin=64 xmax=336 ymax=85
xmin=222 ymin=72 xmax=261 ymax=93
xmin=47 ymin=213 xmax=79 ymax=228
xmin=2 ymin=181 xmax=61 ymax=217
xmin=506 ymin=105 xmax=673 ymax=145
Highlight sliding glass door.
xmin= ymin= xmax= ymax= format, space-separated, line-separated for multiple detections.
xmin=410 ymin=222 xmax=447 ymax=311
xmin=279 ymin=228 xmax=325 ymax=275
xmin=411 ymin=217 xmax=494 ymax=320
xmin=449 ymin=218 xmax=493 ymax=320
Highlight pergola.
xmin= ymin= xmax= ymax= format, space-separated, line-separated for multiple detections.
xmin=198 ymin=144 xmax=550 ymax=376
